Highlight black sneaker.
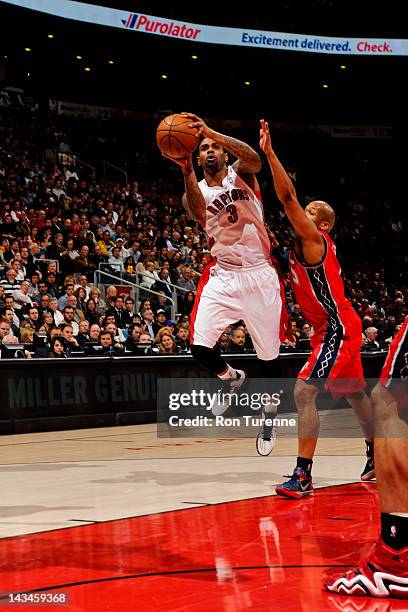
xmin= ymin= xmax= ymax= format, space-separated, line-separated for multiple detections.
xmin=212 ymin=370 xmax=246 ymax=416
xmin=361 ymin=455 xmax=375 ymax=481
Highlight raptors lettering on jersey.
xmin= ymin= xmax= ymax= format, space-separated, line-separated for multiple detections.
xmin=199 ymin=165 xmax=271 ymax=267
xmin=206 ymin=187 xmax=250 ymax=217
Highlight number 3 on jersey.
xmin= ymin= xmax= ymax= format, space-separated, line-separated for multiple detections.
xmin=226 ymin=204 xmax=238 ymax=224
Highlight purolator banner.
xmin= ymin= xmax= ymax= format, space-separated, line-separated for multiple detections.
xmin=1 ymin=0 xmax=407 ymax=56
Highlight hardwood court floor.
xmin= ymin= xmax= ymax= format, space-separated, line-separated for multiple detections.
xmin=0 ymin=409 xmax=396 ymax=611
xmin=0 ymin=408 xmax=366 ymax=537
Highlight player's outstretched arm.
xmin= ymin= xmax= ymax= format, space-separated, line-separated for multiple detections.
xmin=259 ymin=119 xmax=320 ymax=244
xmin=181 ymin=112 xmax=261 ymax=175
xmin=162 ymin=152 xmax=206 ymax=222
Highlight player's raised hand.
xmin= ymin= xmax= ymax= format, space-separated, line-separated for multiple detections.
xmin=181 ymin=112 xmax=212 ymax=138
xmin=259 ymin=119 xmax=273 ymax=156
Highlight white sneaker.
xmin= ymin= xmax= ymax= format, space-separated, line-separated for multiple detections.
xmin=212 ymin=370 xmax=247 ymax=416
xmin=256 ymin=413 xmax=277 ymax=456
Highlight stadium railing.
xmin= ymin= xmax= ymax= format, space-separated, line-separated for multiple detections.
xmin=94 ymin=269 xmax=176 ymax=319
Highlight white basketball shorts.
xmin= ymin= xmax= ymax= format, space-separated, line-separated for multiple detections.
xmin=190 ymin=260 xmax=282 ymax=361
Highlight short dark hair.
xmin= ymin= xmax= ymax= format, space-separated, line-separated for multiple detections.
xmin=50 ymin=336 xmax=66 ymax=352
xmin=59 ymin=323 xmax=73 ymax=332
xmin=128 ymin=323 xmax=141 ymax=334
xmin=99 ymin=330 xmax=112 ymax=342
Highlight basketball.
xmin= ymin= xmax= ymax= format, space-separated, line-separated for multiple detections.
xmin=156 ymin=113 xmax=199 ymax=159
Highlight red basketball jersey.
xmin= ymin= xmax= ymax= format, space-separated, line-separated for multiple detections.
xmin=289 ymin=231 xmax=353 ymax=330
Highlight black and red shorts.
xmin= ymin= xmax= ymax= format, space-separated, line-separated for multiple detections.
xmin=298 ymin=308 xmax=366 ymax=399
xmin=379 ymin=316 xmax=408 ymax=416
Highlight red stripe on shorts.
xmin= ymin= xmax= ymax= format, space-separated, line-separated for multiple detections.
xmin=271 ymin=255 xmax=289 ymax=342
xmin=189 ymin=259 xmax=216 ymax=345
xmin=380 ymin=317 xmax=408 ymax=385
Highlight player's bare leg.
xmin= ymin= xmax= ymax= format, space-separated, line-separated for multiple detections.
xmin=372 ymin=383 xmax=408 ymax=512
xmin=325 ymin=383 xmax=408 ymax=598
xmin=295 ymin=379 xmax=320 ymax=459
xmin=346 ymin=390 xmax=375 ymax=481
xmin=275 ymin=379 xmax=318 ymax=498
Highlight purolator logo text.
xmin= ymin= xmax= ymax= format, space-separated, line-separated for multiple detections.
xmin=122 ymin=13 xmax=201 ymax=40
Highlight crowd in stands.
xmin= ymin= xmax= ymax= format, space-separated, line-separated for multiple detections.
xmin=0 ymin=108 xmax=406 ymax=359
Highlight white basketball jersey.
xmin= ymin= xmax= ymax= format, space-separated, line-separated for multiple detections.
xmin=198 ymin=165 xmax=271 ymax=267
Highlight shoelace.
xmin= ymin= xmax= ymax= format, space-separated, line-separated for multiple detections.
xmin=284 ymin=468 xmax=307 ymax=484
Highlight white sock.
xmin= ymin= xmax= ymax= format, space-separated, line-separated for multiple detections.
xmin=218 ymin=364 xmax=237 ymax=380
xmin=390 ymin=513 xmax=408 ymax=518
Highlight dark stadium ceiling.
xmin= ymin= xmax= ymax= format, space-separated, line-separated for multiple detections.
xmin=0 ymin=0 xmax=403 ymax=121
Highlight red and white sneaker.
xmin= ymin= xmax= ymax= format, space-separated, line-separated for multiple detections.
xmin=327 ymin=594 xmax=408 ymax=611
xmin=325 ymin=539 xmax=408 ymax=599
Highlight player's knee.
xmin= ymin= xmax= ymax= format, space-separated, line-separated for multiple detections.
xmin=347 ymin=389 xmax=366 ymax=402
xmin=371 ymin=383 xmax=382 ymax=409
xmin=371 ymin=382 xmax=395 ymax=422
xmin=294 ymin=380 xmax=318 ymax=409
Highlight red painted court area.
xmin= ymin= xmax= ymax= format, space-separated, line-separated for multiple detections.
xmin=0 ymin=483 xmax=404 ymax=611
